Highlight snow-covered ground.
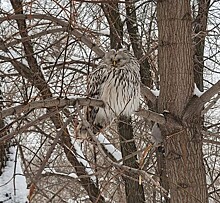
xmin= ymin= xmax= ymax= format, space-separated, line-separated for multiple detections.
xmin=0 ymin=146 xmax=29 ymax=203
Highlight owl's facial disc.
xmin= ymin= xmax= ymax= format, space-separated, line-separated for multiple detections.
xmin=104 ymin=49 xmax=116 ymax=65
xmin=113 ymin=52 xmax=130 ymax=67
xmin=104 ymin=49 xmax=130 ymax=67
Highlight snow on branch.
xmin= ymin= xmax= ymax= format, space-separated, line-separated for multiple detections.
xmin=97 ymin=133 xmax=122 ymax=162
xmin=42 ymin=168 xmax=78 ymax=179
xmin=193 ymin=83 xmax=203 ymax=97
xmin=72 ymin=139 xmax=96 ymax=183
xmin=76 ymin=101 xmax=168 ymax=195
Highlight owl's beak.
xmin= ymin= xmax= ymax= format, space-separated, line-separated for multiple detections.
xmin=113 ymin=60 xmax=117 ymax=66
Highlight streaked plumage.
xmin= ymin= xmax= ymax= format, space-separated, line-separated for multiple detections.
xmin=81 ymin=48 xmax=140 ymax=135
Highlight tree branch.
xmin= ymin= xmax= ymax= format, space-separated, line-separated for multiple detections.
xmin=0 ymin=13 xmax=105 ymax=57
xmin=101 ymin=2 xmax=123 ymax=49
xmin=125 ymin=0 xmax=152 ymax=87
xmin=183 ymin=80 xmax=220 ymax=121
xmin=136 ymin=109 xmax=165 ymax=124
xmin=0 ymin=96 xmax=170 ymax=127
xmin=0 ymin=97 xmax=104 ymax=120
xmin=136 ymin=109 xmax=182 ymax=130
xmin=76 ymin=101 xmax=168 ymax=195
xmin=192 ymin=0 xmax=211 ymax=91
xmin=201 ymin=92 xmax=220 ymax=116
xmin=140 ymin=83 xmax=157 ymax=104
xmin=200 ymin=80 xmax=220 ymax=105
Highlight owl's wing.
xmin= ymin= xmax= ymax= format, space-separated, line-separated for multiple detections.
xmin=88 ymin=63 xmax=107 ymax=98
xmin=86 ymin=64 xmax=108 ymax=132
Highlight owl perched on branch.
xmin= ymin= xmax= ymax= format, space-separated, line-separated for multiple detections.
xmin=80 ymin=48 xmax=140 ymax=136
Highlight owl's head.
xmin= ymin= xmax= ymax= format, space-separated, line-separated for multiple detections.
xmin=104 ymin=49 xmax=131 ymax=67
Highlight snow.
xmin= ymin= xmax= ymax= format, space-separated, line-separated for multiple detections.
xmin=72 ymin=139 xmax=96 ymax=183
xmin=0 ymin=146 xmax=29 ymax=203
xmin=0 ymin=0 xmax=12 ymax=11
xmin=67 ymin=96 xmax=78 ymax=99
xmin=193 ymin=83 xmax=204 ymax=97
xmin=151 ymin=89 xmax=160 ymax=97
xmin=43 ymin=168 xmax=78 ymax=179
xmin=151 ymin=83 xmax=205 ymax=98
xmin=163 ymin=110 xmax=169 ymax=113
xmin=99 ymin=29 xmax=110 ymax=35
xmin=69 ymin=172 xmax=78 ymax=178
xmin=97 ymin=133 xmax=122 ymax=162
xmin=43 ymin=167 xmax=56 ymax=174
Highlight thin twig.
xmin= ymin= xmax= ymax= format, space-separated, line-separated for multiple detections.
xmin=32 ymin=114 xmax=74 ymax=185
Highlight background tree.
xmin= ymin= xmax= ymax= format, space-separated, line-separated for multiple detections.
xmin=0 ymin=0 xmax=219 ymax=203
xmin=157 ymin=0 xmax=207 ymax=202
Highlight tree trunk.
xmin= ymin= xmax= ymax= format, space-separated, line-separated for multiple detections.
xmin=101 ymin=2 xmax=123 ymax=49
xmin=125 ymin=0 xmax=152 ymax=87
xmin=103 ymin=5 xmax=146 ymax=201
xmin=118 ymin=116 xmax=145 ymax=203
xmin=157 ymin=1 xmax=208 ymax=202
xmin=193 ymin=0 xmax=210 ymax=91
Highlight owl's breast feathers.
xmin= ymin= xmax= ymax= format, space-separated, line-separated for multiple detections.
xmin=88 ymin=61 xmax=140 ymax=128
xmin=79 ymin=50 xmax=140 ymax=137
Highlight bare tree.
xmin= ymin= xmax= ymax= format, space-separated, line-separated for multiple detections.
xmin=0 ymin=0 xmax=219 ymax=203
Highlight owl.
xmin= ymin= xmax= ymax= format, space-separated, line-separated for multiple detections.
xmin=80 ymin=48 xmax=140 ymax=136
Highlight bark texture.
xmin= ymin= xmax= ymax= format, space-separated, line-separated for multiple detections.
xmin=101 ymin=2 xmax=123 ymax=49
xmin=157 ymin=1 xmax=208 ymax=202
xmin=118 ymin=116 xmax=145 ymax=203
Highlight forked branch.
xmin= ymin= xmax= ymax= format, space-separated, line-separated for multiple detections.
xmin=183 ymin=80 xmax=220 ymax=120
